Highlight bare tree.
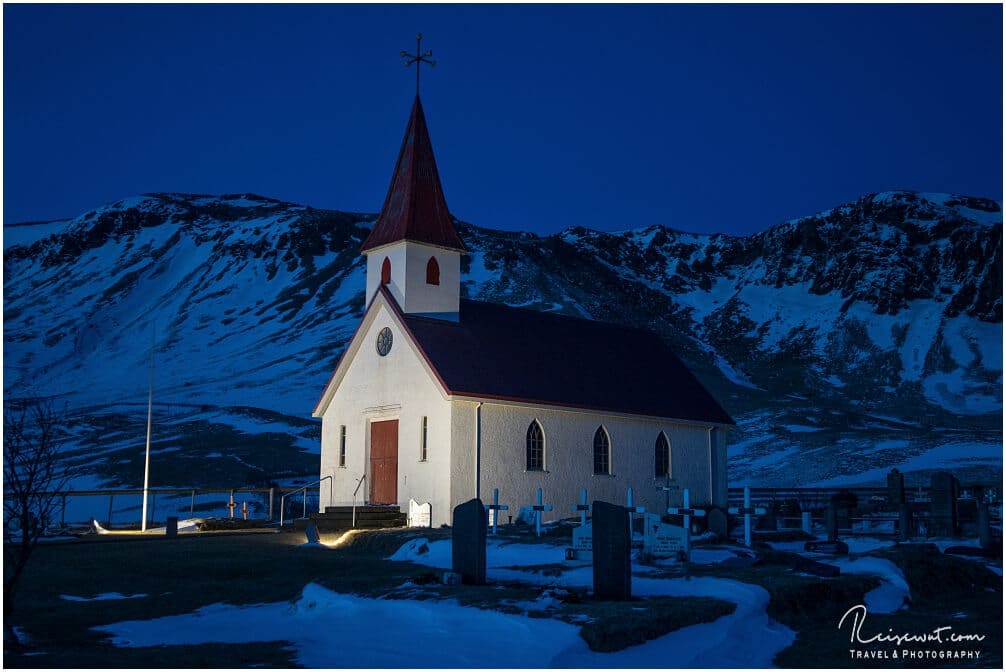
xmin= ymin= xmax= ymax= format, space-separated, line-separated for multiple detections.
xmin=3 ymin=397 xmax=72 ymax=649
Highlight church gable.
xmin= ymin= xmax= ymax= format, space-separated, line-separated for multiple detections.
xmin=312 ymin=288 xmax=448 ymax=418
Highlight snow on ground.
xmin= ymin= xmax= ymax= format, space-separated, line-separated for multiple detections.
xmin=387 ymin=537 xmax=794 ymax=666
xmin=805 ymin=441 xmax=1003 ymax=487
xmin=831 ymin=557 xmax=910 ymax=613
xmin=92 ymin=518 xmax=202 ymax=535
xmin=95 ymin=537 xmax=794 ymax=668
xmin=61 ymin=592 xmax=148 ymax=602
xmin=97 ymin=582 xmax=588 ymax=668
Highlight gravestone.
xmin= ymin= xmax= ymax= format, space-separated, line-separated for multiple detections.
xmin=166 ymin=516 xmax=178 ymax=538
xmin=408 ymin=499 xmax=432 ymax=528
xmin=825 ymin=502 xmax=838 ymax=542
xmin=707 ymin=507 xmax=728 ymax=539
xmin=898 ymin=504 xmax=913 ymax=542
xmin=641 ymin=512 xmax=689 ymax=560
xmin=978 ymin=503 xmax=992 ymax=549
xmin=592 ymin=501 xmax=631 ymax=600
xmin=565 ymin=522 xmax=593 ymax=566
xmin=757 ymin=503 xmax=778 ymax=531
xmin=929 ymin=471 xmax=959 ymax=537
xmin=804 ymin=539 xmax=849 ymax=555
xmin=777 ymin=499 xmax=800 ymax=527
xmin=957 ymin=496 xmax=978 ymax=529
xmin=835 ymin=504 xmax=850 ymax=533
xmin=887 ymin=468 xmax=905 ymax=506
xmin=452 ymin=498 xmax=487 ymax=585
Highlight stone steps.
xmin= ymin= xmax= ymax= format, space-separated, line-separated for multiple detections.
xmin=295 ymin=505 xmax=407 ymax=532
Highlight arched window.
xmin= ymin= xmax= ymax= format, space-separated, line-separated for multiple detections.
xmin=426 ymin=256 xmax=440 ymax=285
xmin=655 ymin=432 xmax=670 ymax=478
xmin=593 ymin=426 xmax=610 ymax=475
xmin=381 ymin=257 xmax=391 ymax=285
xmin=526 ymin=420 xmax=544 ymax=471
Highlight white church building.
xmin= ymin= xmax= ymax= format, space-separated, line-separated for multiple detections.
xmin=313 ymin=94 xmax=734 ymax=528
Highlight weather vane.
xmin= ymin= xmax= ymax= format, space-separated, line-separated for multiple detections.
xmin=401 ymin=32 xmax=435 ymax=95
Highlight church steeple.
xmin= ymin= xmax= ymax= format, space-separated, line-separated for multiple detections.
xmin=361 ymin=95 xmax=466 ymax=254
xmin=362 ymin=36 xmax=464 ymax=320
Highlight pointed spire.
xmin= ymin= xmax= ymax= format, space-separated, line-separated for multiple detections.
xmin=361 ymin=96 xmax=466 ymax=253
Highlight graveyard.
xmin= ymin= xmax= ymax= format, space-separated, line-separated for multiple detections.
xmin=3 ymin=473 xmax=1002 ymax=669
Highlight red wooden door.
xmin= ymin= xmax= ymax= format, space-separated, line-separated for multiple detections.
xmin=369 ymin=420 xmax=399 ymax=505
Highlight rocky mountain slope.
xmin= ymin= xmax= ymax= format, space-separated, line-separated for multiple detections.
xmin=3 ymin=190 xmax=1001 ymax=490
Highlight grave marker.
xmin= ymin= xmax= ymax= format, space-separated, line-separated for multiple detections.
xmin=408 ymin=499 xmax=432 ymax=528
xmin=567 ymin=521 xmax=594 ymax=566
xmin=485 ymin=488 xmax=509 ymax=535
xmin=826 ymin=501 xmax=838 ymax=542
xmin=707 ymin=507 xmax=728 ymax=539
xmin=642 ymin=512 xmax=689 ymax=560
xmin=452 ymin=498 xmax=487 ymax=585
xmin=929 ymin=471 xmax=959 ymax=537
xmin=565 ymin=490 xmax=593 ymax=566
xmin=667 ymin=488 xmax=706 ymax=547
xmin=898 ymin=504 xmax=913 ymax=542
xmin=592 ymin=501 xmax=631 ymax=600
xmin=728 ymin=486 xmax=766 ymax=547
xmin=626 ymin=487 xmax=646 ymax=538
xmin=887 ymin=468 xmax=905 ymax=506
xmin=657 ymin=477 xmax=679 ymax=513
xmin=532 ymin=487 xmax=553 ymax=537
xmin=804 ymin=539 xmax=849 ymax=555
xmin=572 ymin=489 xmax=591 ymax=527
xmin=978 ymin=503 xmax=992 ymax=549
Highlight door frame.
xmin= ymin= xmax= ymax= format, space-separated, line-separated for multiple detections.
xmin=368 ymin=417 xmax=399 ymax=505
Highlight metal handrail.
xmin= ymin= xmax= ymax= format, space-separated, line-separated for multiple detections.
xmin=352 ymin=473 xmax=367 ymax=528
xmin=279 ymin=476 xmax=333 ymax=527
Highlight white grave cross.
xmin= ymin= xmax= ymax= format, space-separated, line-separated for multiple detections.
xmin=532 ymin=487 xmax=553 ymax=537
xmin=572 ymin=489 xmax=591 ymax=527
xmin=667 ymin=488 xmax=706 ymax=554
xmin=485 ymin=488 xmax=509 ymax=535
xmin=727 ymin=486 xmax=766 ymax=547
xmin=626 ymin=487 xmax=646 ymax=538
xmin=657 ymin=477 xmax=679 ymax=512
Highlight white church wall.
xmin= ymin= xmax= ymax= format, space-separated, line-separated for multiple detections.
xmin=449 ymin=400 xmax=480 ymax=519
xmin=364 ymin=242 xmax=460 ymax=317
xmin=449 ymin=399 xmax=722 ymax=522
xmin=364 ymin=245 xmax=408 ymax=306
xmin=319 ymin=301 xmax=453 ymax=524
xmin=402 ymin=242 xmax=460 ymax=316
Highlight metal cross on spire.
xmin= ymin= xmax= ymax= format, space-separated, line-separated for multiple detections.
xmin=401 ymin=32 xmax=436 ymax=96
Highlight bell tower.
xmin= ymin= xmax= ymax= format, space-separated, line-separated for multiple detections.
xmin=361 ymin=36 xmax=465 ymax=321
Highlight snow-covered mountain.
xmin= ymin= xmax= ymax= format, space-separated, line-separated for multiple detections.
xmin=3 ymin=190 xmax=1001 ymax=489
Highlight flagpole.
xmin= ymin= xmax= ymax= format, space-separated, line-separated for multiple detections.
xmin=141 ymin=321 xmax=154 ymax=531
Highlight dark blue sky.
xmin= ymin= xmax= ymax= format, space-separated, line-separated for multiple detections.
xmin=4 ymin=4 xmax=1002 ymax=236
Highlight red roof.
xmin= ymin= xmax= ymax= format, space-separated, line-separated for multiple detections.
xmin=360 ymin=96 xmax=466 ymax=253
xmin=401 ymin=298 xmax=735 ymax=425
xmin=313 ymin=286 xmax=734 ymax=426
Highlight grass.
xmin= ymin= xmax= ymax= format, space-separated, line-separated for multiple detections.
xmin=3 ymin=528 xmax=731 ymax=667
xmin=3 ymin=530 xmax=1002 ymax=668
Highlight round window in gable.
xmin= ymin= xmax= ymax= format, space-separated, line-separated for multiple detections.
xmin=376 ymin=327 xmax=393 ymax=356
